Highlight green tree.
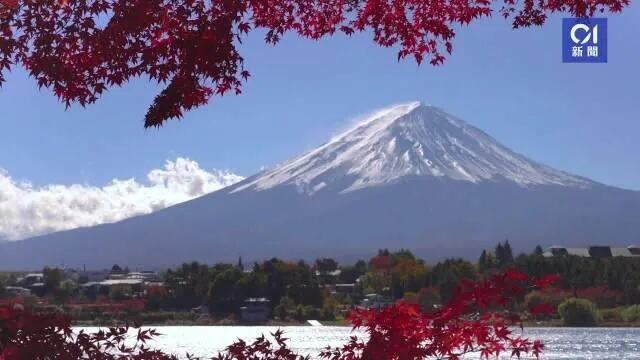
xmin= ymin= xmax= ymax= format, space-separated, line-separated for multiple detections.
xmin=208 ymin=267 xmax=243 ymax=314
xmin=360 ymin=272 xmax=390 ymax=295
xmin=432 ymin=259 xmax=477 ymax=302
xmin=315 ymin=258 xmax=339 ymax=273
xmin=478 ymin=250 xmax=497 ymax=273
xmin=623 ymin=279 xmax=640 ymax=305
xmin=377 ymin=249 xmax=390 ymax=256
xmin=533 ymin=245 xmax=544 ymax=257
xmin=390 ymin=255 xmax=429 ymax=299
xmin=274 ymin=296 xmax=295 ymax=320
xmin=495 ymin=240 xmax=514 ymax=268
xmin=478 ymin=250 xmax=487 ymax=268
xmin=288 ymin=261 xmax=323 ymax=307
xmin=164 ymin=261 xmax=212 ymax=309
xmin=495 ymin=243 xmax=504 ymax=265
xmin=354 ymin=260 xmax=368 ymax=274
xmin=294 ymin=304 xmax=320 ymax=321
xmin=321 ymin=297 xmax=339 ymax=321
xmin=339 ymin=265 xmax=365 ymax=284
xmin=54 ymin=280 xmax=77 ymax=305
xmin=254 ymin=258 xmax=320 ymax=307
xmin=43 ymin=267 xmax=62 ymax=295
xmin=234 ymin=271 xmax=267 ymax=299
xmin=0 ymin=274 xmax=6 ymax=298
xmin=503 ymin=240 xmax=514 ymax=264
xmin=558 ymin=298 xmax=598 ymax=326
xmin=622 ymin=305 xmax=640 ymax=323
xmin=391 ymin=249 xmax=417 ymax=264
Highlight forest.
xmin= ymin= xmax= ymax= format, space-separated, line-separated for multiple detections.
xmin=2 ymin=242 xmax=640 ymax=326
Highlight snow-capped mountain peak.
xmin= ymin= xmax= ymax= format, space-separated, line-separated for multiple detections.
xmin=234 ymin=102 xmax=592 ymax=194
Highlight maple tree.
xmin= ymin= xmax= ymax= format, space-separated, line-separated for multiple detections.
xmin=0 ymin=0 xmax=630 ymax=127
xmin=318 ymin=270 xmax=558 ymax=360
xmin=0 ymin=269 xmax=558 ymax=360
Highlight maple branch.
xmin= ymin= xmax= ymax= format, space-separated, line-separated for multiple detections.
xmin=0 ymin=0 xmax=631 ymax=127
xmin=0 ymin=0 xmax=18 ymax=10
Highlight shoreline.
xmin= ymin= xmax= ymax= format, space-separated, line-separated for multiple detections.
xmin=72 ymin=319 xmax=640 ymax=328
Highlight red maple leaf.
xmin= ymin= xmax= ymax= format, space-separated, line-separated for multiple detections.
xmin=0 ymin=0 xmax=18 ymax=9
xmin=0 ymin=0 xmax=631 ymax=126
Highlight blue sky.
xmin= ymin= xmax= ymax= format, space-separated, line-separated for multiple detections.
xmin=1 ymin=8 xmax=639 ymax=191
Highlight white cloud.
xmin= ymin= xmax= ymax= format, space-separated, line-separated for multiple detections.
xmin=0 ymin=158 xmax=244 ymax=241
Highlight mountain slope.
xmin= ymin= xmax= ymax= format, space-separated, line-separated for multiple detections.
xmin=1 ymin=103 xmax=638 ymax=270
xmin=234 ymin=102 xmax=592 ymax=194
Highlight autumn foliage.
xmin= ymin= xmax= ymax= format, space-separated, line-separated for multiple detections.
xmin=0 ymin=0 xmax=630 ymax=127
xmin=319 ymin=270 xmax=557 ymax=360
xmin=0 ymin=269 xmax=558 ymax=360
xmin=0 ymin=304 xmax=178 ymax=360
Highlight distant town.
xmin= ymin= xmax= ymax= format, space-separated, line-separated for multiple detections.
xmin=2 ymin=242 xmax=640 ymax=326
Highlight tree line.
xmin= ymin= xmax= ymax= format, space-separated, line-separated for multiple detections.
xmin=3 ymin=242 xmax=640 ymax=323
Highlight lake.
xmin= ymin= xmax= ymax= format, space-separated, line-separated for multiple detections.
xmin=79 ymin=326 xmax=640 ymax=359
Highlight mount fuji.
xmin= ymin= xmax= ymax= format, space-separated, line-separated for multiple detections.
xmin=2 ymin=102 xmax=639 ymax=269
xmin=234 ymin=102 xmax=592 ymax=194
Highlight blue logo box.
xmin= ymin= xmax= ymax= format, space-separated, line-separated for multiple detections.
xmin=562 ymin=18 xmax=607 ymax=63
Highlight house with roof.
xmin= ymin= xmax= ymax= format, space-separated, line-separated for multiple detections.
xmin=239 ymin=298 xmax=271 ymax=322
xmin=543 ymin=245 xmax=640 ymax=258
xmin=80 ymin=278 xmax=145 ymax=299
xmin=16 ymin=273 xmax=46 ymax=296
xmin=4 ymin=286 xmax=32 ymax=298
xmin=360 ymin=293 xmax=392 ymax=310
xmin=315 ymin=269 xmax=342 ymax=285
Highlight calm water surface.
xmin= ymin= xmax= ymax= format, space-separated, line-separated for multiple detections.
xmin=79 ymin=326 xmax=640 ymax=359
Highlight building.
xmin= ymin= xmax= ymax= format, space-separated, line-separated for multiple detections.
xmin=4 ymin=286 xmax=32 ymax=298
xmin=323 ymin=283 xmax=358 ymax=297
xmin=16 ymin=273 xmax=45 ymax=296
xmin=315 ymin=269 xmax=342 ymax=285
xmin=125 ymin=271 xmax=161 ymax=282
xmin=80 ymin=279 xmax=145 ymax=299
xmin=18 ymin=273 xmax=44 ymax=286
xmin=360 ymin=293 xmax=392 ymax=310
xmin=543 ymin=245 xmax=640 ymax=258
xmin=239 ymin=298 xmax=271 ymax=322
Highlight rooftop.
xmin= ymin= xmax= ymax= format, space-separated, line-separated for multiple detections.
xmin=544 ymin=245 xmax=640 ymax=258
